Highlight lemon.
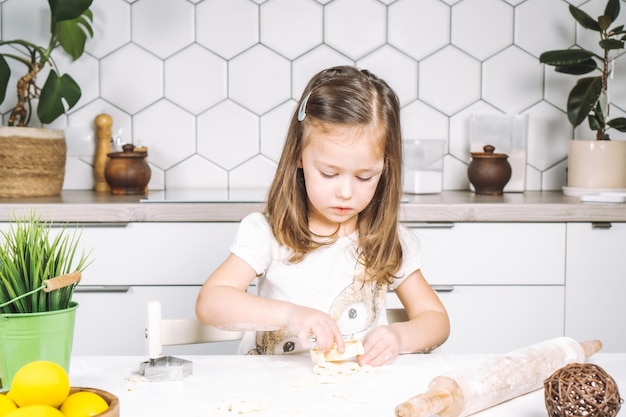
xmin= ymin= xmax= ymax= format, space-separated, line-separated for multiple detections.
xmin=5 ymin=405 xmax=65 ymax=417
xmin=0 ymin=395 xmax=18 ymax=417
xmin=59 ymin=391 xmax=109 ymax=417
xmin=6 ymin=361 xmax=70 ymax=408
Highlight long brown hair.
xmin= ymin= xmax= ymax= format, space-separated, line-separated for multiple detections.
xmin=265 ymin=66 xmax=403 ymax=283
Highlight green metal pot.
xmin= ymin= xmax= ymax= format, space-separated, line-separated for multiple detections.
xmin=0 ymin=302 xmax=78 ymax=391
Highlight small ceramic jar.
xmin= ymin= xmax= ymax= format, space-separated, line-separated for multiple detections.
xmin=105 ymin=144 xmax=151 ymax=195
xmin=468 ymin=145 xmax=511 ymax=195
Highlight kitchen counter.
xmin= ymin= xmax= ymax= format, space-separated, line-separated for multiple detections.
xmin=1 ymin=190 xmax=626 ymax=222
xmin=68 ymin=352 xmax=624 ymax=417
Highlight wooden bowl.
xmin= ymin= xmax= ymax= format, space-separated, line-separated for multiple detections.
xmin=70 ymin=387 xmax=119 ymax=417
xmin=0 ymin=386 xmax=118 ymax=416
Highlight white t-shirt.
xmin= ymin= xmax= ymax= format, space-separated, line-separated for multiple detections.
xmin=230 ymin=212 xmax=421 ymax=355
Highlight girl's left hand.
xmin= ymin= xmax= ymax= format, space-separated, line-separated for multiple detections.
xmin=358 ymin=325 xmax=401 ymax=367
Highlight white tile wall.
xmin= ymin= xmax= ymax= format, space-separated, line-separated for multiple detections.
xmin=1 ymin=0 xmax=625 ymax=193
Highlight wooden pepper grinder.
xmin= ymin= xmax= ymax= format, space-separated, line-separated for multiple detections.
xmin=94 ymin=113 xmax=112 ymax=192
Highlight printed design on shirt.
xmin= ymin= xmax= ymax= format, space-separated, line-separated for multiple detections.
xmin=329 ymin=261 xmax=387 ymax=340
xmin=247 ymin=329 xmax=299 ymax=355
xmin=246 ymin=256 xmax=387 ymax=356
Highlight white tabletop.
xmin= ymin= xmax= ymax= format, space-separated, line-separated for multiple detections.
xmin=69 ymin=353 xmax=624 ymax=417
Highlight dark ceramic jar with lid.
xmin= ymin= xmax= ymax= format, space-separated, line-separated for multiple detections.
xmin=105 ymin=144 xmax=151 ymax=195
xmin=468 ymin=145 xmax=511 ymax=195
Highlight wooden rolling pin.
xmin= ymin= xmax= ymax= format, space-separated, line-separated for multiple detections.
xmin=395 ymin=337 xmax=602 ymax=417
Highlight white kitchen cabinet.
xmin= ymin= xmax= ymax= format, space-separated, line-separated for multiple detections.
xmin=565 ymin=222 xmax=626 ymax=353
xmin=76 ymin=222 xmax=239 ymax=285
xmin=406 ymin=222 xmax=565 ymax=285
xmin=402 ymin=222 xmax=566 ymax=353
xmin=0 ymin=221 xmax=239 ymax=286
xmin=387 ymin=285 xmax=565 ymax=354
xmin=69 ymin=222 xmax=242 ymax=355
xmin=72 ymin=285 xmax=240 ymax=356
xmin=435 ymin=286 xmax=564 ymax=353
xmin=0 ymin=221 xmax=241 ymax=356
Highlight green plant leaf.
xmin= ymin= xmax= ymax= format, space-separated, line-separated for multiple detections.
xmin=555 ymin=59 xmax=597 ymax=75
xmin=567 ymin=76 xmax=602 ymax=127
xmin=0 ymin=54 xmax=10 ymax=104
xmin=608 ymin=117 xmax=626 ymax=132
xmin=569 ymin=4 xmax=601 ymax=31
xmin=539 ymin=49 xmax=596 ymax=66
xmin=56 ymin=10 xmax=93 ymax=60
xmin=598 ymin=15 xmax=613 ymax=31
xmin=604 ymin=0 xmax=620 ymax=22
xmin=48 ymin=0 xmax=93 ymax=23
xmin=588 ymin=113 xmax=603 ymax=131
xmin=37 ymin=71 xmax=81 ymax=124
xmin=588 ymin=102 xmax=606 ymax=134
xmin=600 ymin=38 xmax=625 ymax=50
xmin=0 ymin=212 xmax=92 ymax=313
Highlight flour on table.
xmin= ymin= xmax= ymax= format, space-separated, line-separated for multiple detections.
xmin=217 ymin=395 xmax=274 ymax=414
xmin=313 ymin=360 xmax=373 ymax=377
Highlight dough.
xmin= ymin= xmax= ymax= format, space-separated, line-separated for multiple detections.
xmin=310 ymin=340 xmax=364 ymax=365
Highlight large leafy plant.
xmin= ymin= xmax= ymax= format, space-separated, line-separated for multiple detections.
xmin=0 ymin=0 xmax=94 ymax=126
xmin=539 ymin=0 xmax=626 ymax=140
xmin=0 ymin=212 xmax=92 ymax=314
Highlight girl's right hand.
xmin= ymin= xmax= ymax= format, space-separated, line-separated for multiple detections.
xmin=286 ymin=305 xmax=345 ymax=354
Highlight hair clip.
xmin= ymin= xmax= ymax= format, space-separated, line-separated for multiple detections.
xmin=297 ymin=92 xmax=311 ymax=121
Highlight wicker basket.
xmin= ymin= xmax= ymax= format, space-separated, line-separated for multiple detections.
xmin=0 ymin=127 xmax=66 ymax=198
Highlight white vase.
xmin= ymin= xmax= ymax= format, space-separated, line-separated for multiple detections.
xmin=567 ymin=140 xmax=626 ymax=191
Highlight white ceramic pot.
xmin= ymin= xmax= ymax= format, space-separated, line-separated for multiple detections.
xmin=567 ymin=140 xmax=626 ymax=190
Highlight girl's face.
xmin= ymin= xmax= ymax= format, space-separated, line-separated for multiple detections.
xmin=300 ymin=123 xmax=385 ymax=236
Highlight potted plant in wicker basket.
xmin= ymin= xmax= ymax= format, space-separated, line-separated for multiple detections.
xmin=0 ymin=0 xmax=94 ymax=198
xmin=0 ymin=211 xmax=92 ymax=390
xmin=539 ymin=0 xmax=626 ymax=194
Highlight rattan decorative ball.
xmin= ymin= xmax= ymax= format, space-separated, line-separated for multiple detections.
xmin=544 ymin=362 xmax=623 ymax=417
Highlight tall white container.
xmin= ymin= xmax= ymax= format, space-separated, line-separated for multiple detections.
xmin=403 ymin=139 xmax=445 ymax=194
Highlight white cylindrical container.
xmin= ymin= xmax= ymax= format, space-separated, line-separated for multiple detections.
xmin=402 ymin=139 xmax=445 ymax=194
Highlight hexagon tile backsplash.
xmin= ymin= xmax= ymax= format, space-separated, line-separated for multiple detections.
xmin=2 ymin=0 xmax=626 ymax=194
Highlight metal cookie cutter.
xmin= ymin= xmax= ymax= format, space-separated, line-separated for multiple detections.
xmin=139 ymin=356 xmax=193 ymax=381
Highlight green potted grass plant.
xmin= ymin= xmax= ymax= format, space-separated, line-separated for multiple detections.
xmin=539 ymin=0 xmax=626 ymax=193
xmin=0 ymin=212 xmax=92 ymax=390
xmin=0 ymin=0 xmax=94 ymax=197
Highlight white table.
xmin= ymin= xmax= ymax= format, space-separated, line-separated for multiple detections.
xmin=69 ymin=353 xmax=624 ymax=417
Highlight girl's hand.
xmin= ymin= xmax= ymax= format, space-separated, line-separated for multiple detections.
xmin=286 ymin=305 xmax=344 ymax=354
xmin=359 ymin=325 xmax=402 ymax=367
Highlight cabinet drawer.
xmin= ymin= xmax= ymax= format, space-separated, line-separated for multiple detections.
xmin=76 ymin=222 xmax=238 ymax=285
xmin=72 ymin=286 xmax=240 ymax=356
xmin=387 ymin=285 xmax=565 ymax=354
xmin=565 ymin=222 xmax=626 ymax=352
xmin=0 ymin=221 xmax=239 ymax=286
xmin=404 ymin=223 xmax=565 ymax=285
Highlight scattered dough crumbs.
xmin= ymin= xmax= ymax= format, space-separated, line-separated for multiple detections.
xmin=313 ymin=360 xmax=373 ymax=376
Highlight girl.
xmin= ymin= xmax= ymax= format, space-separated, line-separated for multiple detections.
xmin=196 ymin=66 xmax=449 ymax=367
